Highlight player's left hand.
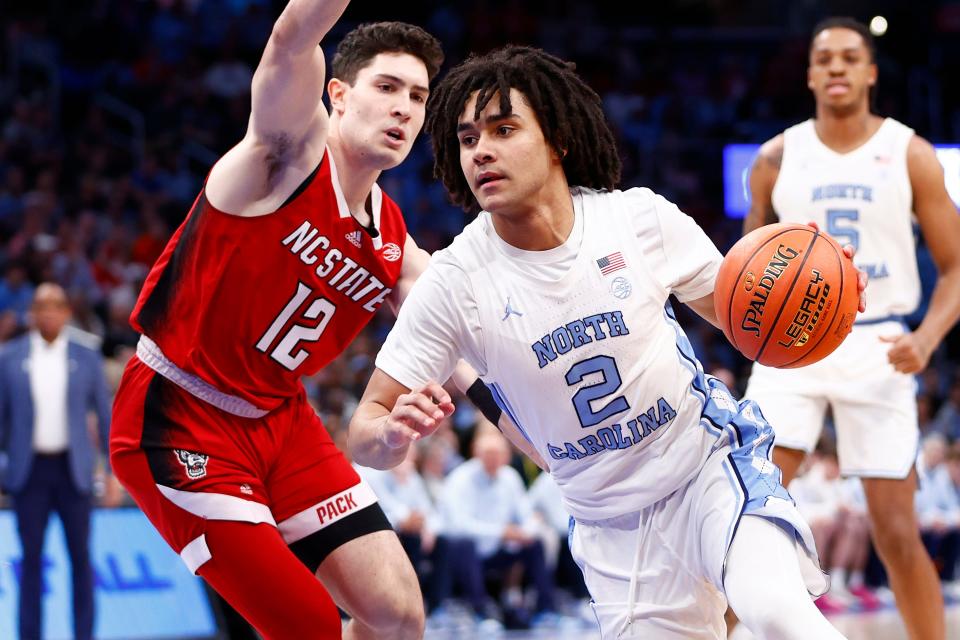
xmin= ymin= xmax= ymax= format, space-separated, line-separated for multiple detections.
xmin=807 ymin=221 xmax=867 ymax=313
xmin=879 ymin=331 xmax=933 ymax=374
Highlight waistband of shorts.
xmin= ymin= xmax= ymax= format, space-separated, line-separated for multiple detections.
xmin=137 ymin=335 xmax=268 ymax=419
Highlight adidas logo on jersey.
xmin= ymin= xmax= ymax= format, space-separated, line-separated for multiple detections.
xmin=345 ymin=230 xmax=362 ymax=248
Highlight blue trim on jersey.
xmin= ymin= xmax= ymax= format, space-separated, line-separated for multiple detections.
xmin=488 ymin=382 xmax=534 ymax=445
xmin=662 ymin=303 xmax=734 ymax=443
xmin=854 ymin=314 xmax=906 ymax=327
xmin=720 ymin=458 xmax=747 ymax=554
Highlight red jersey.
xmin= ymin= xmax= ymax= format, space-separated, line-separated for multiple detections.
xmin=132 ymin=150 xmax=407 ymax=410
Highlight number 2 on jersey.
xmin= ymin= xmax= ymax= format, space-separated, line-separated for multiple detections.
xmin=256 ymin=282 xmax=336 ymax=370
xmin=565 ymin=355 xmax=630 ymax=428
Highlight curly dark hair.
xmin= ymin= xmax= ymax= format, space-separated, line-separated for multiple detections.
xmin=425 ymin=45 xmax=621 ymax=212
xmin=332 ymin=22 xmax=444 ymax=84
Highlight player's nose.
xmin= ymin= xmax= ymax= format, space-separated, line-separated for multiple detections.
xmin=472 ymin=134 xmax=495 ymax=164
xmin=391 ymin=95 xmax=411 ymax=120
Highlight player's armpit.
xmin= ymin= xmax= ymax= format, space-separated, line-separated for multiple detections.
xmin=685 ymin=292 xmax=721 ymax=329
xmin=388 ymin=234 xmax=431 ymax=313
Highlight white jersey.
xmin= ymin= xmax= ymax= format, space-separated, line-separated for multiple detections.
xmin=377 ymin=187 xmax=728 ymax=521
xmin=771 ymin=117 xmax=919 ymax=321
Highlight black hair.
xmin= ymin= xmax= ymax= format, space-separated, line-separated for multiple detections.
xmin=425 ymin=45 xmax=621 ymax=212
xmin=331 ymin=22 xmax=444 ymax=84
xmin=810 ymin=17 xmax=876 ymax=63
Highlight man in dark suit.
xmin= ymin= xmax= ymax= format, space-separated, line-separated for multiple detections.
xmin=0 ymin=283 xmax=115 ymax=640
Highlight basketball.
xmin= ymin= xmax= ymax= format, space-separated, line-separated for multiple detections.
xmin=713 ymin=223 xmax=859 ymax=368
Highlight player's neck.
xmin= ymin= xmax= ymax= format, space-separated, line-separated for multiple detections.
xmin=813 ymin=106 xmax=883 ymax=153
xmin=327 ymin=137 xmax=379 ymax=225
xmin=489 ymin=188 xmax=575 ymax=252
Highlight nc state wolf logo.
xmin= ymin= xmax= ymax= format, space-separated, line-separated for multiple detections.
xmin=174 ymin=449 xmax=210 ymax=479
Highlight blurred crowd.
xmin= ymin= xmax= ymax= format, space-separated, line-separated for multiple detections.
xmin=1 ymin=0 xmax=959 ymax=632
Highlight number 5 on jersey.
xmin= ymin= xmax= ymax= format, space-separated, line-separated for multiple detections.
xmin=257 ymin=282 xmax=336 ymax=370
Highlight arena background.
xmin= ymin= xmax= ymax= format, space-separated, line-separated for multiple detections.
xmin=0 ymin=0 xmax=958 ymax=638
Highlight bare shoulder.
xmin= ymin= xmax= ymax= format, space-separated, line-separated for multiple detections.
xmin=756 ymin=134 xmax=785 ymax=172
xmin=906 ymin=134 xmax=940 ymax=168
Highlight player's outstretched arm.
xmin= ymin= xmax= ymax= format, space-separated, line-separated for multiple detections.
xmin=881 ymin=136 xmax=960 ymax=373
xmin=449 ymin=361 xmax=547 ymax=470
xmin=742 ymin=134 xmax=784 ymax=235
xmin=207 ymin=0 xmax=350 ymax=215
xmin=349 ymin=369 xmax=455 ymax=470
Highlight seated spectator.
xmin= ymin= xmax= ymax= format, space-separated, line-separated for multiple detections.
xmin=916 ymin=434 xmax=960 ymax=584
xmin=441 ymin=430 xmax=556 ymax=626
xmin=0 ymin=262 xmax=34 ymax=329
xmin=528 ymin=470 xmax=588 ymax=600
xmin=357 ymin=446 xmax=487 ymax=618
xmin=931 ymin=377 xmax=960 ymax=442
xmin=789 ymin=439 xmax=873 ymax=611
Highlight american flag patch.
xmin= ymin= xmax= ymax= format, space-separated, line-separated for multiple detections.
xmin=596 ymin=252 xmax=626 ymax=275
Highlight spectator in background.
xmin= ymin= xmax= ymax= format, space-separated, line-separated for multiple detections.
xmin=358 ymin=445 xmax=488 ymax=618
xmin=441 ymin=430 xmax=556 ymax=625
xmin=789 ymin=439 xmax=873 ymax=612
xmin=0 ymin=262 xmax=35 ymax=331
xmin=916 ymin=434 xmax=960 ymax=584
xmin=0 ymin=283 xmax=119 ymax=640
xmin=932 ymin=375 xmax=960 ymax=441
xmin=528 ymin=470 xmax=588 ymax=601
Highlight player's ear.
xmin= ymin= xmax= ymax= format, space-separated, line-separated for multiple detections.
xmin=806 ymin=66 xmax=815 ymax=91
xmin=327 ymin=78 xmax=348 ymax=114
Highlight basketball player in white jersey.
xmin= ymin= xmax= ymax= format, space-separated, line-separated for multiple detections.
xmin=743 ymin=17 xmax=960 ymax=640
xmin=349 ymin=45 xmax=867 ymax=639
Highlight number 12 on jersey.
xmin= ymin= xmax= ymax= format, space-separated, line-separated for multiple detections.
xmin=256 ymin=282 xmax=336 ymax=370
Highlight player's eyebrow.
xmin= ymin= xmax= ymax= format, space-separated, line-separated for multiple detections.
xmin=457 ymin=113 xmax=517 ymax=133
xmin=371 ymin=73 xmax=429 ymax=96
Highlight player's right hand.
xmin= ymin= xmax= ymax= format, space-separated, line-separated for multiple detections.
xmin=380 ymin=381 xmax=455 ymax=449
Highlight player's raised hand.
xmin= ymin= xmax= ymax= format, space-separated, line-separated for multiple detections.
xmin=807 ymin=221 xmax=868 ymax=313
xmin=879 ymin=332 xmax=933 ymax=374
xmin=380 ymin=381 xmax=455 ymax=449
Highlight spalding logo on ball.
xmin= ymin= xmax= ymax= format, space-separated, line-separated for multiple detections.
xmin=713 ymin=223 xmax=860 ymax=368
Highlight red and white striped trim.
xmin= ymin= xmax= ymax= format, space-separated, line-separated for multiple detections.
xmin=137 ymin=335 xmax=268 ymax=418
xmin=157 ymin=484 xmax=276 ymax=526
xmin=277 ymin=480 xmax=378 ymax=545
xmin=180 ymin=535 xmax=212 ymax=574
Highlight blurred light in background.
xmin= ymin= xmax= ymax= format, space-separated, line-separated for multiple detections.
xmin=870 ymin=16 xmax=889 ymax=37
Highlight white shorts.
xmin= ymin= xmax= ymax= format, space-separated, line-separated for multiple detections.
xmin=745 ymin=319 xmax=919 ymax=478
xmin=569 ymin=392 xmax=826 ymax=639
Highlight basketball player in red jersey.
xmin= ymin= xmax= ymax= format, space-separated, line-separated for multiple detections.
xmin=109 ymin=2 xmax=451 ymax=638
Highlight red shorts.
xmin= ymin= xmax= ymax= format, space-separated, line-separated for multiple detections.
xmin=110 ymin=356 xmax=388 ymax=574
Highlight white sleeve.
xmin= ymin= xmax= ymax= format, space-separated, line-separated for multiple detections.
xmin=625 ymin=188 xmax=722 ymax=302
xmin=375 ymin=259 xmax=484 ymax=390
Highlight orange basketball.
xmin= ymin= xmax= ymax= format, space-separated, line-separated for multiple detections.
xmin=713 ymin=223 xmax=859 ymax=368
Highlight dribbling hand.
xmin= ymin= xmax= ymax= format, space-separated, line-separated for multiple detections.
xmin=380 ymin=381 xmax=455 ymax=449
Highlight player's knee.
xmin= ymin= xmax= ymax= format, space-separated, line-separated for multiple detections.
xmin=734 ymin=592 xmax=810 ymax=640
xmin=872 ymin=518 xmax=923 ymax=562
xmin=356 ymin=586 xmax=424 ymax=638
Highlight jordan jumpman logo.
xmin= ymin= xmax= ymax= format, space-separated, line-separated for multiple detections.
xmin=502 ymin=296 xmax=523 ymax=321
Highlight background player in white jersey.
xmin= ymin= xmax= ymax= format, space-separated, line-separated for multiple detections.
xmin=349 ymin=45 xmax=867 ymax=639
xmin=743 ymin=17 xmax=960 ymax=640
